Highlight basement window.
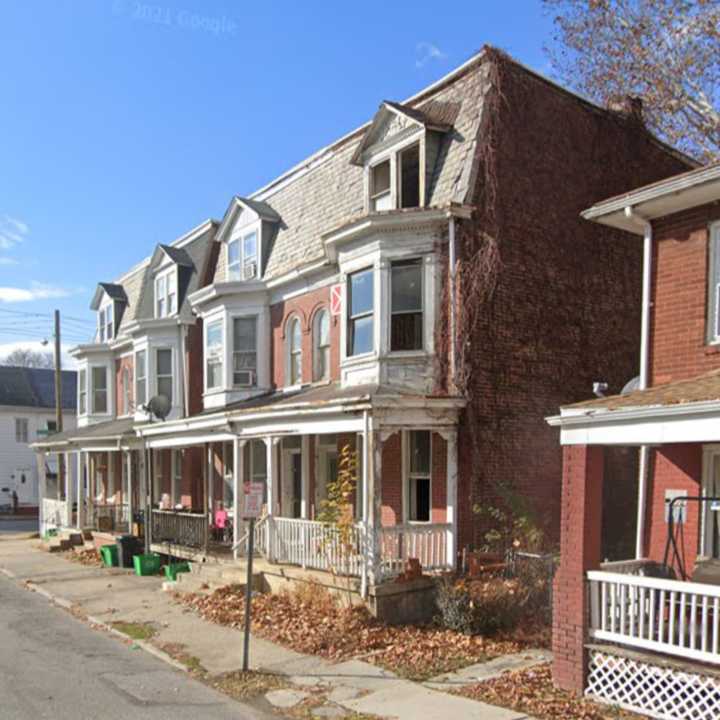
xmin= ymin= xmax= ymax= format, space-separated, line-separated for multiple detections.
xmin=399 ymin=144 xmax=420 ymax=208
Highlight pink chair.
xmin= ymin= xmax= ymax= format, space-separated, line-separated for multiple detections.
xmin=213 ymin=509 xmax=230 ymax=543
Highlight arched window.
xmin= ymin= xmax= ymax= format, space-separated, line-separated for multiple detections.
xmin=313 ymin=309 xmax=330 ymax=382
xmin=288 ymin=317 xmax=302 ymax=386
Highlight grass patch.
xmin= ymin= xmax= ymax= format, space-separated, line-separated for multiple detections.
xmin=208 ymin=670 xmax=288 ymax=700
xmin=111 ymin=621 xmax=158 ymax=641
xmin=155 ymin=641 xmax=206 ymax=674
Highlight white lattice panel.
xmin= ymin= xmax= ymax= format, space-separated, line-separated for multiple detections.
xmin=587 ymin=650 xmax=720 ymax=720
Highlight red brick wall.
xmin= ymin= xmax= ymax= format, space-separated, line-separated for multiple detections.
xmin=381 ymin=433 xmax=402 ymax=526
xmin=650 ymin=204 xmax=720 ymax=386
xmin=553 ymin=445 xmax=604 ymax=692
xmin=452 ymin=55 xmax=690 ymax=551
xmin=115 ymin=355 xmax=134 ymax=417
xmin=270 ymin=286 xmax=340 ymax=388
xmin=186 ymin=321 xmax=204 ymax=416
xmin=645 ymin=444 xmax=703 ymax=575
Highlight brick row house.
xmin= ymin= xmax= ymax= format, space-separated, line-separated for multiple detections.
xmin=549 ymin=164 xmax=720 ymax=718
xmin=34 ymin=47 xmax=689 ymax=612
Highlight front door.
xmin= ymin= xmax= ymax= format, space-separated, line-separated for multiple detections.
xmin=282 ymin=449 xmax=302 ymax=519
xmin=703 ymin=450 xmax=720 ymax=559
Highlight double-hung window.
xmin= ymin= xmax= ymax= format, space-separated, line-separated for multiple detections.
xmin=155 ymin=270 xmax=177 ymax=318
xmin=398 ymin=143 xmax=420 ymax=209
xmin=98 ymin=304 xmax=113 ymax=342
xmin=122 ymin=367 xmax=132 ymax=415
xmin=233 ymin=317 xmax=257 ymax=387
xmin=370 ymin=160 xmax=391 ymax=211
xmin=408 ymin=430 xmax=431 ymax=522
xmin=91 ymin=366 xmax=108 ymax=414
xmin=391 ymin=258 xmax=423 ymax=351
xmin=206 ymin=320 xmax=223 ymax=390
xmin=709 ymin=223 xmax=720 ymax=342
xmin=288 ymin=317 xmax=302 ymax=385
xmin=313 ymin=309 xmax=330 ymax=381
xmin=135 ymin=350 xmax=147 ymax=407
xmin=347 ymin=269 xmax=374 ymax=356
xmin=228 ymin=231 xmax=259 ymax=281
xmin=156 ymin=349 xmax=173 ymax=402
xmin=78 ymin=368 xmax=87 ymax=414
xmin=15 ymin=418 xmax=28 ymax=443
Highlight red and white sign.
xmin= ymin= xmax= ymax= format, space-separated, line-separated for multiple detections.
xmin=242 ymin=482 xmax=264 ymax=519
xmin=330 ymin=283 xmax=343 ymax=316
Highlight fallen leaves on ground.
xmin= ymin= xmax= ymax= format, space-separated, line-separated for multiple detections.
xmin=65 ymin=547 xmax=102 ymax=566
xmin=459 ymin=663 xmax=643 ymax=719
xmin=177 ymin=584 xmax=548 ymax=680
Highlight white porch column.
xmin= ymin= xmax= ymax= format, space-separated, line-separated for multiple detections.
xmin=264 ymin=436 xmax=280 ymax=562
xmin=366 ymin=427 xmax=386 ymax=587
xmin=125 ymin=450 xmax=133 ymax=533
xmin=233 ymin=439 xmax=246 ymax=560
xmin=207 ymin=444 xmax=214 ymax=516
xmin=107 ymin=451 xmax=115 ymax=500
xmin=36 ymin=451 xmax=47 ymax=536
xmin=76 ymin=450 xmax=84 ymax=529
xmin=300 ymin=435 xmax=310 ymax=519
xmin=440 ymin=429 xmax=458 ymax=570
xmin=65 ymin=451 xmax=74 ymax=528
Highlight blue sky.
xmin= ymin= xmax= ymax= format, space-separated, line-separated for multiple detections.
xmin=0 ymin=0 xmax=554 ymax=359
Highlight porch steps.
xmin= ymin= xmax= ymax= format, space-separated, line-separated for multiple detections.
xmin=168 ymin=561 xmax=263 ymax=597
xmin=60 ymin=531 xmax=84 ymax=547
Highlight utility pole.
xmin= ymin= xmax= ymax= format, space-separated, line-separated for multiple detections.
xmin=54 ymin=309 xmax=63 ymax=432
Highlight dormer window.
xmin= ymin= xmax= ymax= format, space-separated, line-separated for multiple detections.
xmin=98 ymin=304 xmax=113 ymax=342
xmin=228 ymin=230 xmax=258 ymax=281
xmin=399 ymin=144 xmax=420 ymax=209
xmin=155 ymin=268 xmax=177 ymax=318
xmin=370 ymin=161 xmax=391 ymax=211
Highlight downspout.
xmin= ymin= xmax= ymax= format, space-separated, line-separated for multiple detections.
xmin=448 ymin=217 xmax=457 ymax=389
xmin=625 ymin=206 xmax=652 ymax=560
xmin=361 ymin=409 xmax=369 ymax=599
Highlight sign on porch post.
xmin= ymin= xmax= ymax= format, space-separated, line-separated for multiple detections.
xmin=242 ymin=481 xmax=263 ymax=671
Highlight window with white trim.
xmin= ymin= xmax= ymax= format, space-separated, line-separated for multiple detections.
xmin=407 ymin=430 xmax=431 ymax=522
xmin=398 ymin=143 xmax=420 ymax=209
xmin=78 ymin=368 xmax=87 ymax=414
xmin=233 ymin=317 xmax=257 ymax=387
xmin=313 ymin=309 xmax=330 ymax=382
xmin=206 ymin=319 xmax=223 ymax=390
xmin=122 ymin=366 xmax=132 ymax=415
xmin=15 ymin=418 xmax=28 ymax=444
xmin=155 ymin=269 xmax=177 ymax=318
xmin=156 ymin=348 xmax=173 ymax=402
xmin=288 ymin=317 xmax=302 ymax=385
xmin=709 ymin=223 xmax=720 ymax=342
xmin=391 ymin=258 xmax=423 ymax=351
xmin=98 ymin=304 xmax=113 ymax=342
xmin=91 ymin=366 xmax=108 ymax=414
xmin=370 ymin=160 xmax=391 ymax=211
xmin=135 ymin=350 xmax=147 ymax=407
xmin=228 ymin=230 xmax=259 ymax=281
xmin=347 ymin=268 xmax=374 ymax=356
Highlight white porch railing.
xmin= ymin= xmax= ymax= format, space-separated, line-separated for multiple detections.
xmin=378 ymin=522 xmax=452 ymax=577
xmin=41 ymin=498 xmax=67 ymax=534
xmin=588 ymin=570 xmax=720 ymax=666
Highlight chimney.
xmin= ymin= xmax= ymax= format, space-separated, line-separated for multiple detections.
xmin=607 ymin=95 xmax=644 ymax=125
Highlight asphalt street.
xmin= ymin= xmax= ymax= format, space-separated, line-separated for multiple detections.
xmin=0 ymin=574 xmax=268 ymax=720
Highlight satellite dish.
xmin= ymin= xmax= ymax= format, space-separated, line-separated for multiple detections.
xmin=621 ymin=375 xmax=640 ymax=395
xmin=143 ymin=395 xmax=171 ymax=421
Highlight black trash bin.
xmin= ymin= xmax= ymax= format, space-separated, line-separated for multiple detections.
xmin=117 ymin=534 xmax=142 ymax=569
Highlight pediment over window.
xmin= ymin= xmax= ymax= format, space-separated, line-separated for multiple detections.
xmin=350 ymin=100 xmax=453 ymax=167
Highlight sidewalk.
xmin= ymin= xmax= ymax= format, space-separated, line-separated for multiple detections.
xmin=0 ymin=537 xmax=541 ymax=719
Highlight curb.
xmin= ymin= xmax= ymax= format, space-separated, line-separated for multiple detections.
xmin=6 ymin=569 xmax=190 ymax=675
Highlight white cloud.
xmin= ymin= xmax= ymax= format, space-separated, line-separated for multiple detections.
xmin=415 ymin=42 xmax=446 ymax=68
xmin=0 ymin=282 xmax=76 ymax=303
xmin=0 ymin=215 xmax=29 ymax=250
xmin=0 ymin=257 xmax=19 ymax=266
xmin=0 ymin=340 xmax=78 ymax=370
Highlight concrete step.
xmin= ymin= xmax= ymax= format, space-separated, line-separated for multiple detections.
xmin=60 ymin=531 xmax=84 ymax=547
xmin=173 ymin=572 xmax=236 ymax=596
xmin=43 ymin=537 xmax=71 ymax=553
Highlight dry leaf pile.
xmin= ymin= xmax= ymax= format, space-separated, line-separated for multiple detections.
xmin=179 ymin=584 xmax=546 ymax=680
xmin=460 ymin=663 xmax=643 ymax=720
xmin=67 ymin=548 xmax=102 ymax=566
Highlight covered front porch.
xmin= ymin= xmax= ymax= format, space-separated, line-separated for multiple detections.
xmin=549 ymin=372 xmax=720 ymax=719
xmin=139 ymin=384 xmax=463 ymax=589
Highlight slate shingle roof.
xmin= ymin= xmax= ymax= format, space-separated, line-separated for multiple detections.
xmin=0 ymin=367 xmax=76 ymax=410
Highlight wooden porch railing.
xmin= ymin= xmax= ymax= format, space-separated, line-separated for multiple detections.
xmin=92 ymin=503 xmax=130 ymax=532
xmin=588 ymin=570 xmax=720 ymax=666
xmin=151 ymin=509 xmax=208 ymax=549
xmin=378 ymin=522 xmax=452 ymax=578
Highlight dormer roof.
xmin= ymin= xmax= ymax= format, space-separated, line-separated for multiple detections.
xmin=152 ymin=243 xmax=194 ymax=269
xmin=90 ymin=282 xmax=127 ymax=310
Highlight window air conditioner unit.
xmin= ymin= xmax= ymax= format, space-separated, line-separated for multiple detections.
xmin=234 ymin=370 xmax=255 ymax=388
xmin=242 ymin=262 xmax=257 ymax=280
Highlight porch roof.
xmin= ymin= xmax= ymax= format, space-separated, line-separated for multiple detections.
xmin=31 ymin=417 xmax=137 ymax=450
xmin=547 ymin=369 xmax=720 ymax=445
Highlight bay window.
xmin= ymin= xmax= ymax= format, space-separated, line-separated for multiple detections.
xmin=91 ymin=366 xmax=108 ymax=414
xmin=98 ymin=304 xmax=113 ymax=342
xmin=228 ymin=230 xmax=259 ymax=281
xmin=156 ymin=348 xmax=173 ymax=402
xmin=288 ymin=317 xmax=302 ymax=385
xmin=206 ymin=320 xmax=223 ymax=390
xmin=313 ymin=309 xmax=330 ymax=381
xmin=155 ymin=269 xmax=177 ymax=318
xmin=347 ymin=268 xmax=374 ymax=356
xmin=391 ymin=258 xmax=423 ymax=351
xmin=233 ymin=317 xmax=257 ymax=387
xmin=408 ymin=430 xmax=431 ymax=522
xmin=135 ymin=350 xmax=147 ymax=407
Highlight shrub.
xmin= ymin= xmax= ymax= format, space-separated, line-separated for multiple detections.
xmin=435 ymin=578 xmax=475 ymax=635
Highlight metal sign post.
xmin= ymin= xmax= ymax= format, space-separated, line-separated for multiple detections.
xmin=241 ymin=481 xmax=263 ymax=672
